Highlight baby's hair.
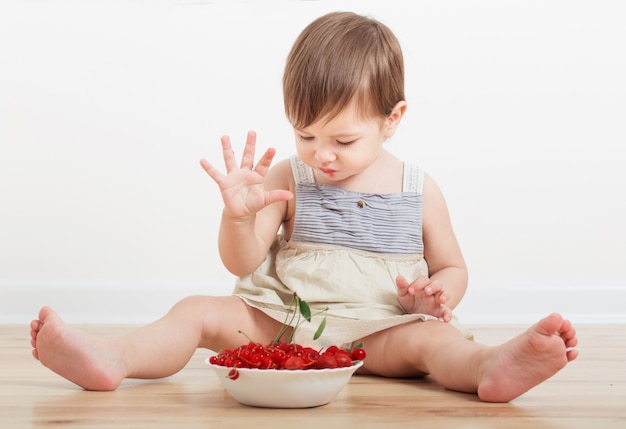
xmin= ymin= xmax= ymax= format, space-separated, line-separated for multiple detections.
xmin=283 ymin=11 xmax=405 ymax=129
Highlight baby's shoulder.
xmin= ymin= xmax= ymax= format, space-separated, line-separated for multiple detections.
xmin=265 ymin=157 xmax=296 ymax=190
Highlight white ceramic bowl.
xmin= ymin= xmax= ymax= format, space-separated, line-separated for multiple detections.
xmin=207 ymin=360 xmax=363 ymax=408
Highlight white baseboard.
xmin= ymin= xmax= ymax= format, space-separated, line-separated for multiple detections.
xmin=455 ymin=279 xmax=626 ymax=325
xmin=1 ymin=279 xmax=230 ymax=325
xmin=2 ymin=279 xmax=625 ymax=325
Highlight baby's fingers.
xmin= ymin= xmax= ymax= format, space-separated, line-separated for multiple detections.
xmin=239 ymin=130 xmax=258 ymax=170
xmin=437 ymin=291 xmax=449 ymax=305
xmin=424 ymin=279 xmax=444 ymax=296
xmin=395 ymin=275 xmax=412 ymax=296
xmin=440 ymin=307 xmax=453 ymax=323
xmin=199 ymin=158 xmax=224 ymax=183
xmin=265 ymin=189 xmax=294 ymax=205
xmin=254 ymin=147 xmax=277 ymax=177
xmin=220 ymin=135 xmax=239 ymax=173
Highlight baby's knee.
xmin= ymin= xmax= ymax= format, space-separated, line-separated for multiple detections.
xmin=168 ymin=295 xmax=223 ymax=318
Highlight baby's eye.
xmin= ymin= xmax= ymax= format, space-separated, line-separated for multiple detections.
xmin=336 ymin=139 xmax=356 ymax=145
xmin=298 ymin=135 xmax=314 ymax=142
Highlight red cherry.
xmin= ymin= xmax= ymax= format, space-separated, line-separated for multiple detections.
xmin=227 ymin=368 xmax=239 ymax=380
xmin=248 ymin=354 xmax=261 ymax=367
xmin=260 ymin=356 xmax=274 ymax=369
xmin=350 ymin=347 xmax=366 ymax=361
xmin=283 ymin=356 xmax=305 ymax=370
xmin=240 ymin=348 xmax=252 ymax=360
xmin=334 ymin=352 xmax=353 ymax=367
xmin=315 ymin=354 xmax=338 ymax=369
xmin=325 ymin=345 xmax=339 ymax=355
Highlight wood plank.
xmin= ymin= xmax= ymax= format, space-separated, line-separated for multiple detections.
xmin=1 ymin=324 xmax=624 ymax=428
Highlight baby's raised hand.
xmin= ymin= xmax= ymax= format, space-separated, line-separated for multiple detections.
xmin=200 ymin=131 xmax=293 ymax=218
xmin=396 ymin=275 xmax=453 ymax=322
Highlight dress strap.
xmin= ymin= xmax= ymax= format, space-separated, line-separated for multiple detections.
xmin=403 ymin=163 xmax=424 ymax=193
xmin=290 ymin=155 xmax=422 ymax=192
xmin=289 ymin=155 xmax=315 ymax=184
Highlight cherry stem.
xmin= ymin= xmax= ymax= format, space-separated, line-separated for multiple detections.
xmin=270 ymin=293 xmax=329 ymax=345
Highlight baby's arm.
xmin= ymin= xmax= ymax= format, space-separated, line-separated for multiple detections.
xmin=200 ymin=131 xmax=293 ymax=276
xmin=398 ymin=173 xmax=468 ymax=319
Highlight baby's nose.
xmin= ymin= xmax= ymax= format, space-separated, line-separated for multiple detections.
xmin=314 ymin=145 xmax=337 ymax=163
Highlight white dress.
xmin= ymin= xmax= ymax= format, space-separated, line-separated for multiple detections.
xmin=233 ymin=155 xmax=472 ymax=347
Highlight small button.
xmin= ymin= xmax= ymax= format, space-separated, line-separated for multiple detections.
xmin=357 ymin=200 xmax=366 ymax=208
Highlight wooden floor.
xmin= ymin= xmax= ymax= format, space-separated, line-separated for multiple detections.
xmin=1 ymin=323 xmax=624 ymax=428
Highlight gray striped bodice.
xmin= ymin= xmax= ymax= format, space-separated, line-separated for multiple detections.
xmin=289 ymin=156 xmax=424 ymax=255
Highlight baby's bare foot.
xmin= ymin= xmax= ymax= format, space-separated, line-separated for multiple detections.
xmin=477 ymin=313 xmax=578 ymax=402
xmin=30 ymin=306 xmax=125 ymax=391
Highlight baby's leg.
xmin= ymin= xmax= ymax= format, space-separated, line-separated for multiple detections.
xmin=358 ymin=313 xmax=578 ymax=402
xmin=30 ymin=296 xmax=283 ymax=391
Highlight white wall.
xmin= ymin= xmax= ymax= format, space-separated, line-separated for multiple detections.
xmin=1 ymin=0 xmax=625 ymax=325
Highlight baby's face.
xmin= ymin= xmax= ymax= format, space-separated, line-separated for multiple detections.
xmin=293 ymin=100 xmax=388 ymax=184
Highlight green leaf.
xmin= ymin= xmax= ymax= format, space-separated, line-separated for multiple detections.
xmin=298 ymin=298 xmax=312 ymax=322
xmin=313 ymin=317 xmax=327 ymax=340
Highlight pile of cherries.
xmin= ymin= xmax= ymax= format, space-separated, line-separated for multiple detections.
xmin=209 ymin=294 xmax=366 ymax=379
xmin=209 ymin=341 xmax=366 ymax=379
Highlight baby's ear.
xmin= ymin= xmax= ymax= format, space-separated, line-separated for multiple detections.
xmin=384 ymin=101 xmax=407 ymax=138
